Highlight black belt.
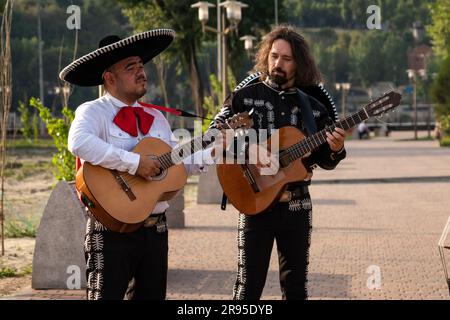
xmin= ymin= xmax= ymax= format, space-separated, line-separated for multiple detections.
xmin=279 ymin=185 xmax=309 ymax=202
xmin=143 ymin=212 xmax=166 ymax=228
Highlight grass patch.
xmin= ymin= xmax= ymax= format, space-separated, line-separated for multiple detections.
xmin=7 ymin=138 xmax=55 ymax=149
xmin=4 ymin=159 xmax=53 ymax=181
xmin=0 ymin=267 xmax=18 ymax=278
xmin=5 ymin=217 xmax=38 ymax=238
xmin=0 ymin=265 xmax=33 ymax=279
xmin=20 ymin=265 xmax=33 ymax=276
xmin=440 ymin=136 xmax=450 ymax=147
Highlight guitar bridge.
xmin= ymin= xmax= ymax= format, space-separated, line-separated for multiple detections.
xmin=241 ymin=164 xmax=260 ymax=193
xmin=111 ymin=171 xmax=137 ymax=201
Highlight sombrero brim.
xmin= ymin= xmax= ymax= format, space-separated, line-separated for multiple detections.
xmin=298 ymin=84 xmax=339 ymax=121
xmin=59 ymin=29 xmax=175 ymax=87
xmin=235 ymin=72 xmax=339 ymax=122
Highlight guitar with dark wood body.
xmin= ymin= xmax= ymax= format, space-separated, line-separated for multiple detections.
xmin=217 ymin=91 xmax=402 ymax=215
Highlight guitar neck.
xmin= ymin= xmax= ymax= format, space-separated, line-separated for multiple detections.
xmin=283 ymin=107 xmax=370 ymax=162
xmin=157 ymin=130 xmax=216 ymax=170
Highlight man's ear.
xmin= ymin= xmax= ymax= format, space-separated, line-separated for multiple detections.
xmin=104 ymin=72 xmax=115 ymax=87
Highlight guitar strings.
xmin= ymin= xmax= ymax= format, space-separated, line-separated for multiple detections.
xmin=283 ymin=108 xmax=368 ymax=163
xmin=115 ymin=117 xmax=242 ymax=187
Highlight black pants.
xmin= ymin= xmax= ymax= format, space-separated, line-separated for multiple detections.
xmin=233 ymin=194 xmax=312 ymax=300
xmin=84 ymin=215 xmax=168 ymax=300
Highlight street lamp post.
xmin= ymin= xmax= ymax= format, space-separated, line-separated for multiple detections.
xmin=335 ymin=82 xmax=351 ymax=118
xmin=239 ymin=35 xmax=256 ymax=52
xmin=191 ymin=1 xmax=249 ymax=102
xmin=407 ymin=69 xmax=418 ymax=140
xmin=274 ymin=0 xmax=278 ymax=25
xmin=418 ymin=68 xmax=431 ymax=139
xmin=407 ymin=69 xmax=427 ymax=140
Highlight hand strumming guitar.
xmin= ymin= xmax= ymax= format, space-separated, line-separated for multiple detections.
xmin=136 ymin=156 xmax=162 ymax=181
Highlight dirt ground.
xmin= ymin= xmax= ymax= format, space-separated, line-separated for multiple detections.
xmin=0 ymin=146 xmax=56 ymax=297
xmin=0 ymin=238 xmax=36 ymax=296
xmin=0 ymin=145 xmax=199 ymax=297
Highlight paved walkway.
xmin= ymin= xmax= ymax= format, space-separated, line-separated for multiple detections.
xmin=5 ymin=131 xmax=450 ymax=300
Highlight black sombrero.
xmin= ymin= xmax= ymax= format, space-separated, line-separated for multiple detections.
xmin=59 ymin=28 xmax=175 ymax=87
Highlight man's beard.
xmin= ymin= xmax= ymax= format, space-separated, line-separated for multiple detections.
xmin=135 ymin=77 xmax=147 ymax=98
xmin=136 ymin=87 xmax=147 ymax=98
xmin=269 ymin=68 xmax=288 ymax=85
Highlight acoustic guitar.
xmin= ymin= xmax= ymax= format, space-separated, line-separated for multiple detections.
xmin=76 ymin=111 xmax=253 ymax=233
xmin=217 ymin=91 xmax=402 ymax=215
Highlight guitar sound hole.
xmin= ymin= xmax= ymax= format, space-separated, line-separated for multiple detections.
xmin=151 ymin=169 xmax=167 ymax=181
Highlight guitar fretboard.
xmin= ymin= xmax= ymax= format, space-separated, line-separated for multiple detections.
xmin=282 ymin=108 xmax=369 ymax=163
xmin=157 ymin=129 xmax=217 ymax=170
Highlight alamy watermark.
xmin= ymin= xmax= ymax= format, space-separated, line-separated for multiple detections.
xmin=66 ymin=5 xmax=81 ymax=30
xmin=367 ymin=5 xmax=381 ymax=30
xmin=66 ymin=265 xmax=81 ymax=289
xmin=366 ymin=265 xmax=382 ymax=290
xmin=171 ymin=122 xmax=281 ymax=176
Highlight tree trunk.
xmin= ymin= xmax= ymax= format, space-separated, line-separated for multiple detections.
xmin=184 ymin=42 xmax=204 ymax=119
xmin=153 ymin=57 xmax=170 ymax=117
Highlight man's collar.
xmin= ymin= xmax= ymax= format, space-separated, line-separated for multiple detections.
xmin=263 ymin=76 xmax=297 ymax=93
xmin=104 ymin=92 xmax=139 ymax=108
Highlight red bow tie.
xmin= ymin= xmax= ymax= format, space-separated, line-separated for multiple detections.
xmin=113 ymin=106 xmax=155 ymax=137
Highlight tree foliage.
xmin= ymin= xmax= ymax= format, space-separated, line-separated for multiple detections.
xmin=426 ymin=0 xmax=450 ymax=59
xmin=6 ymin=0 xmax=438 ymax=118
xmin=284 ymin=0 xmax=432 ymax=30
xmin=118 ymin=0 xmax=206 ymax=116
xmin=10 ymin=0 xmax=129 ymax=112
xmin=431 ymin=46 xmax=450 ymax=137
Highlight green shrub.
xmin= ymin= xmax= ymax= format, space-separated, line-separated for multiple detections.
xmin=30 ymin=98 xmax=75 ymax=181
xmin=0 ymin=267 xmax=18 ymax=278
xmin=5 ymin=217 xmax=38 ymax=238
xmin=440 ymin=136 xmax=450 ymax=147
xmin=202 ymin=67 xmax=237 ymax=132
xmin=17 ymin=101 xmax=32 ymax=140
xmin=0 ymin=265 xmax=33 ymax=278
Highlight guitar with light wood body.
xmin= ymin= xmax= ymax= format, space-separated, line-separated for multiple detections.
xmin=76 ymin=112 xmax=253 ymax=233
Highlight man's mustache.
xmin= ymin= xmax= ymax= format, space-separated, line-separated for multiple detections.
xmin=271 ymin=68 xmax=286 ymax=77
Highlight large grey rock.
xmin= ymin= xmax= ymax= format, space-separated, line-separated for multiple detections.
xmin=166 ymin=190 xmax=185 ymax=228
xmin=32 ymin=180 xmax=187 ymax=290
xmin=32 ymin=181 xmax=87 ymax=289
xmin=197 ymin=165 xmax=224 ymax=204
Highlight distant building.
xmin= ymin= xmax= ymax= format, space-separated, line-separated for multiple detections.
xmin=407 ymin=45 xmax=432 ymax=71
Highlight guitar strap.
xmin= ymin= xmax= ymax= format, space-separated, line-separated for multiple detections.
xmin=138 ymin=101 xmax=213 ymax=121
xmin=296 ymin=88 xmax=317 ymax=136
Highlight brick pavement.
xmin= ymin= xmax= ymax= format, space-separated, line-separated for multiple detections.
xmin=3 ymin=131 xmax=450 ymax=300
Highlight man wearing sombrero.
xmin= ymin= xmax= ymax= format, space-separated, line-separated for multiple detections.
xmin=62 ymin=29 xmax=209 ymax=300
xmin=210 ymin=25 xmax=347 ymax=300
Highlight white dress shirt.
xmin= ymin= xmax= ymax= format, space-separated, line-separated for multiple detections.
xmin=68 ymin=92 xmax=213 ymax=214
